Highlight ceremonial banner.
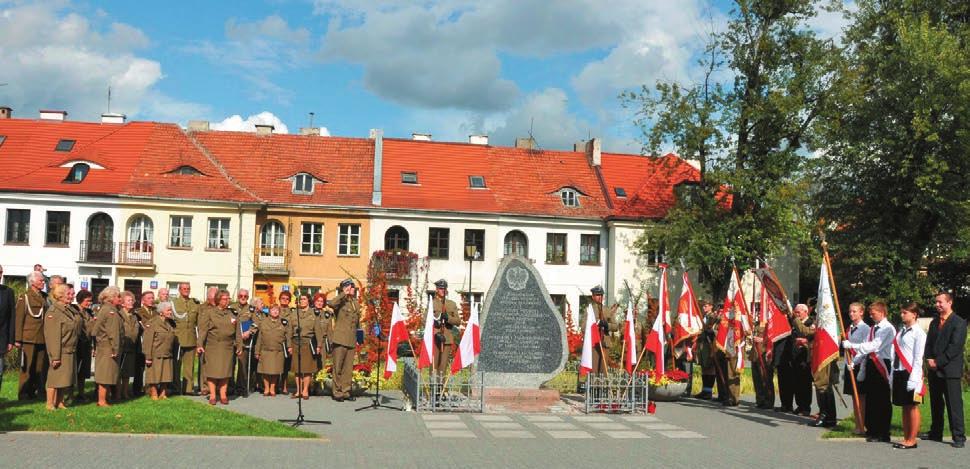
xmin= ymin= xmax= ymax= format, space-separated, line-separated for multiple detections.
xmin=451 ymin=302 xmax=481 ymax=374
xmin=644 ymin=298 xmax=666 ymax=376
xmin=658 ymin=264 xmax=671 ymax=334
xmin=384 ymin=303 xmax=408 ymax=378
xmin=578 ymin=304 xmax=601 ymax=377
xmin=622 ymin=303 xmax=636 ymax=373
xmin=812 ymin=259 xmax=840 ymax=380
xmin=672 ymin=271 xmax=702 ymax=348
xmin=715 ymin=268 xmax=750 ymax=350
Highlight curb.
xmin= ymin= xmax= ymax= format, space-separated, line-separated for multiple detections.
xmin=4 ymin=430 xmax=327 ymax=443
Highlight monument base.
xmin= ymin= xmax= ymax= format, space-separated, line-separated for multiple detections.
xmin=480 ymin=388 xmax=564 ymax=413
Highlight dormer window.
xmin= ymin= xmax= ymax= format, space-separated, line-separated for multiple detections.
xmin=401 ymin=172 xmax=418 ymax=184
xmin=55 ymin=139 xmax=76 ymax=152
xmin=172 ymin=165 xmax=202 ymax=176
xmin=63 ymin=163 xmax=90 ymax=183
xmin=468 ymin=175 xmax=486 ymax=188
xmin=615 ymin=187 xmax=627 ymax=198
xmin=293 ymin=173 xmax=314 ymax=194
xmin=560 ymin=188 xmax=579 ymax=207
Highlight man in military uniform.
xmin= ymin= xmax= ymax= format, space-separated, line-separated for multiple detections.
xmin=790 ymin=307 xmax=839 ymax=427
xmin=750 ymin=320 xmax=775 ymax=409
xmin=172 ymin=282 xmax=200 ymax=395
xmin=693 ymin=300 xmax=718 ymax=399
xmin=430 ymin=279 xmax=460 ymax=377
xmin=790 ymin=304 xmax=814 ymax=416
xmin=589 ymin=286 xmax=618 ymax=375
xmin=713 ymin=303 xmax=742 ymax=406
xmin=15 ymin=271 xmax=49 ymax=400
xmin=197 ymin=287 xmax=219 ymax=397
xmin=0 ymin=265 xmax=14 ymax=393
xmin=232 ymin=289 xmax=258 ymax=397
xmin=327 ymin=279 xmax=360 ymax=402
xmin=132 ymin=290 xmax=156 ymax=396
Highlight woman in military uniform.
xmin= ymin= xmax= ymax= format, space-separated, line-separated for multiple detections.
xmin=290 ymin=294 xmax=324 ymax=399
xmin=197 ymin=290 xmax=242 ymax=405
xmin=116 ymin=291 xmax=139 ymax=400
xmin=313 ymin=293 xmax=332 ymax=364
xmin=255 ymin=305 xmax=289 ymax=396
xmin=73 ymin=289 xmax=96 ymax=402
xmin=93 ymin=286 xmax=124 ymax=407
xmin=277 ymin=290 xmax=294 ymax=395
xmin=143 ymin=301 xmax=178 ymax=400
xmin=43 ymin=284 xmax=83 ymax=410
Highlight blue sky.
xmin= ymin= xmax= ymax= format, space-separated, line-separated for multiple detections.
xmin=0 ymin=1 xmax=848 ymax=153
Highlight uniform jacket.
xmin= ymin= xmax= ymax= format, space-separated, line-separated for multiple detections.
xmin=93 ymin=304 xmax=123 ymax=356
xmin=327 ymin=293 xmax=360 ymax=347
xmin=0 ymin=284 xmax=14 ymax=352
xmin=43 ymin=302 xmax=82 ymax=361
xmin=926 ymin=312 xmax=968 ymax=379
xmin=432 ymin=297 xmax=461 ymax=345
xmin=592 ymin=302 xmax=619 ymax=348
xmin=15 ymin=288 xmax=47 ymax=344
xmin=142 ymin=316 xmax=177 ymax=360
xmin=172 ymin=296 xmax=200 ymax=347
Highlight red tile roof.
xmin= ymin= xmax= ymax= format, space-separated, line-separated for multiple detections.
xmin=189 ymin=130 xmax=374 ymax=207
xmin=599 ymin=152 xmax=700 ymax=220
xmin=0 ymin=118 xmax=255 ymax=202
xmin=380 ymin=139 xmax=612 ymax=219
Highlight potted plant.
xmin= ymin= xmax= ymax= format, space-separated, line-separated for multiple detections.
xmin=645 ymin=369 xmax=690 ymax=401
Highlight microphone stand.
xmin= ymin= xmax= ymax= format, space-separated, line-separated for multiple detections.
xmin=355 ymin=324 xmax=397 ymax=411
xmin=279 ymin=308 xmax=330 ymax=427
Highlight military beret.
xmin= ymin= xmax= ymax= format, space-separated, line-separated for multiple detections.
xmin=434 ymin=279 xmax=448 ymax=289
xmin=339 ymin=278 xmax=355 ymax=289
xmin=590 ymin=285 xmax=605 ymax=295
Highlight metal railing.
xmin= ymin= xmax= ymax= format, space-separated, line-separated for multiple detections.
xmin=78 ymin=241 xmax=155 ymax=266
xmin=370 ymin=250 xmax=417 ymax=281
xmin=255 ymin=251 xmax=290 ymax=275
xmin=584 ymin=372 xmax=650 ymax=414
xmin=402 ymin=358 xmax=484 ymax=412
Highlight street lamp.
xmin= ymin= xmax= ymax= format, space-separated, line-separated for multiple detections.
xmin=465 ymin=244 xmax=479 ymax=307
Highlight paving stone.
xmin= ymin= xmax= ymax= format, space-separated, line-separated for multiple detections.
xmin=429 ymin=430 xmax=476 ymax=438
xmin=637 ymin=423 xmax=683 ymax=430
xmin=489 ymin=430 xmax=536 ymax=439
xmin=621 ymin=416 xmax=660 ymax=422
xmin=572 ymin=415 xmax=612 ymax=422
xmin=481 ymin=422 xmax=524 ymax=430
xmin=425 ymin=421 xmax=467 ymax=429
xmin=422 ymin=414 xmax=461 ymax=421
xmin=586 ymin=423 xmax=630 ymax=430
xmin=525 ymin=415 xmax=562 ymax=422
xmin=658 ymin=431 xmax=706 ymax=439
xmin=604 ymin=431 xmax=650 ymax=439
xmin=546 ymin=430 xmax=594 ymax=439
xmin=472 ymin=415 xmax=514 ymax=422
xmin=534 ymin=422 xmax=578 ymax=430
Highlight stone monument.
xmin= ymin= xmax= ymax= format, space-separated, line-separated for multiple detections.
xmin=477 ymin=256 xmax=567 ymax=410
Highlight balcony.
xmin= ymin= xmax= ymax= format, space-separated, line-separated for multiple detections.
xmin=370 ymin=249 xmax=418 ymax=282
xmin=255 ymin=250 xmax=290 ymax=275
xmin=78 ymin=241 xmax=155 ymax=267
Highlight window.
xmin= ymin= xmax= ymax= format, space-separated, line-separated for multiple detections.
xmin=647 ymin=244 xmax=667 ymax=266
xmin=127 ymin=215 xmax=154 ymax=247
xmin=172 ymin=165 xmax=202 ymax=176
xmin=384 ymin=226 xmax=409 ymax=251
xmin=560 ymin=188 xmax=579 ymax=207
xmin=166 ymin=281 xmax=183 ymax=291
xmin=428 ymin=228 xmax=449 ymax=259
xmin=614 ymin=187 xmax=627 ymax=198
xmin=63 ymin=163 xmax=89 ymax=183
xmin=204 ymin=283 xmax=228 ymax=292
xmin=550 ymin=294 xmax=566 ymax=318
xmin=5 ymin=209 xmax=29 ymax=244
xmin=45 ymin=211 xmax=70 ymax=246
xmin=464 ymin=229 xmax=484 ymax=261
xmin=207 ymin=218 xmax=230 ymax=250
xmin=579 ymin=295 xmax=593 ymax=322
xmin=401 ymin=172 xmax=418 ymax=184
xmin=301 ymin=222 xmax=323 ymax=255
xmin=469 ymin=175 xmax=486 ymax=188
xmin=580 ymin=234 xmax=600 ymax=265
xmin=293 ymin=173 xmax=314 ymax=194
xmin=546 ymin=233 xmax=567 ymax=264
xmin=338 ymin=224 xmax=360 ymax=256
xmin=461 ymin=292 xmax=483 ymax=310
xmin=54 ymin=139 xmax=76 ymax=152
xmin=169 ymin=216 xmax=192 ymax=248
xmin=504 ymin=230 xmax=528 ymax=258
xmin=259 ymin=221 xmax=286 ymax=257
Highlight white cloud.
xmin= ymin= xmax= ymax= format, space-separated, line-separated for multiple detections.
xmin=211 ymin=111 xmax=291 ymax=134
xmin=0 ymin=1 xmax=203 ymax=123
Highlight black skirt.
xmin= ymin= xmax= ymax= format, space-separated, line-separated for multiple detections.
xmin=892 ymin=370 xmax=920 ymax=406
xmin=843 ymin=366 xmax=865 ymax=395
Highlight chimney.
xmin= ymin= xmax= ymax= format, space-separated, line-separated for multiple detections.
xmin=468 ymin=135 xmax=489 ymax=145
xmin=188 ymin=120 xmax=210 ymax=132
xmin=299 ymin=127 xmax=321 ymax=136
xmin=101 ymin=113 xmax=126 ymax=124
xmin=585 ymin=138 xmax=601 ymax=167
xmin=411 ymin=133 xmax=432 ymax=141
xmin=0 ymin=107 xmax=11 ymax=119
xmin=255 ymin=124 xmax=274 ymax=136
xmin=39 ymin=110 xmax=67 ymax=121
xmin=515 ymin=137 xmax=536 ymax=150
xmin=371 ymin=129 xmax=384 ymax=206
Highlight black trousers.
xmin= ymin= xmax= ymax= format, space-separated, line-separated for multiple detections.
xmin=752 ymin=358 xmax=775 ymax=408
xmin=776 ymin=360 xmax=794 ymax=409
xmin=928 ymin=373 xmax=966 ymax=441
xmin=864 ymin=358 xmax=892 ymax=439
xmin=794 ymin=365 xmax=813 ymax=410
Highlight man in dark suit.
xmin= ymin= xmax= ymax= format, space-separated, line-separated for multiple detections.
xmin=0 ymin=265 xmax=15 ymax=391
xmin=922 ymin=291 xmax=967 ymax=448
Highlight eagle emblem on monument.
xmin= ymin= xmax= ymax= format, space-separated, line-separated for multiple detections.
xmin=506 ymin=266 xmax=528 ymax=291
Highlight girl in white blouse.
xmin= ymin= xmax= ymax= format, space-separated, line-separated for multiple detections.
xmin=892 ymin=302 xmax=927 ymax=449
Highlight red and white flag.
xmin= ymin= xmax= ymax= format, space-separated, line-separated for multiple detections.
xmin=658 ymin=264 xmax=671 ymax=334
xmin=579 ymin=304 xmax=601 ymax=377
xmin=644 ymin=297 xmax=666 ymax=377
xmin=716 ymin=268 xmax=749 ymax=371
xmin=812 ymin=259 xmax=840 ymax=380
xmin=672 ymin=271 xmax=702 ymax=350
xmin=622 ymin=303 xmax=636 ymax=373
xmin=762 ymin=281 xmax=792 ymax=345
xmin=384 ymin=303 xmax=409 ymax=379
xmin=417 ymin=304 xmax=437 ymax=370
xmin=451 ymin=302 xmax=481 ymax=374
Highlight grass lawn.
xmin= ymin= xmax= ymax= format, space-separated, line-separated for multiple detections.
xmin=823 ymin=388 xmax=970 ymax=439
xmin=0 ymin=373 xmax=316 ymax=438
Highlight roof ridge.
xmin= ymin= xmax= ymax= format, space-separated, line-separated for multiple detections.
xmin=182 ymin=128 xmax=264 ymax=203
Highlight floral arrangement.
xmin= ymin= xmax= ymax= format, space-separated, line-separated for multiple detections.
xmin=642 ymin=368 xmax=690 ymax=386
xmin=564 ymin=302 xmax=583 ymax=360
xmin=316 ymin=363 xmax=388 ymax=391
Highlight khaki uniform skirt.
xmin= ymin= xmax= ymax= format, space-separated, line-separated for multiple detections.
xmin=204 ymin=341 xmax=235 ymax=379
xmin=95 ymin=349 xmax=120 ymax=385
xmin=258 ymin=349 xmax=285 ymax=375
xmin=293 ymin=341 xmax=320 ymax=374
xmin=145 ymin=358 xmax=174 ymax=385
xmin=47 ymin=352 xmax=76 ymax=389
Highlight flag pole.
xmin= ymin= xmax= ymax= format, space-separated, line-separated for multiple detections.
xmin=749 ymin=266 xmax=769 ymax=393
xmin=821 ymin=238 xmax=863 ymax=429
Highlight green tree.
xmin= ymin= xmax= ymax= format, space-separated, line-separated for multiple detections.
xmin=813 ymin=0 xmax=970 ymax=307
xmin=625 ymin=0 xmax=833 ymax=296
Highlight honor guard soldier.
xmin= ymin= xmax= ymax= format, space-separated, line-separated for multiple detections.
xmin=172 ymin=282 xmax=201 ymax=395
xmin=693 ymin=300 xmax=718 ymax=399
xmin=15 ymin=271 xmax=49 ymax=400
xmin=431 ymin=279 xmax=460 ymax=377
xmin=749 ymin=320 xmax=775 ymax=410
xmin=327 ymin=279 xmax=360 ymax=402
xmin=713 ymin=303 xmax=742 ymax=406
xmin=790 ymin=308 xmax=840 ymax=427
xmin=589 ymin=286 xmax=617 ymax=375
xmin=232 ymin=289 xmax=258 ymax=397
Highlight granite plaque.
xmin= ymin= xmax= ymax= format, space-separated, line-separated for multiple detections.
xmin=477 ymin=256 xmax=567 ymax=388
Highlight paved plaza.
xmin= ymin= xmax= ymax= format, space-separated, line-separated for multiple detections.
xmin=0 ymin=390 xmax=963 ymax=468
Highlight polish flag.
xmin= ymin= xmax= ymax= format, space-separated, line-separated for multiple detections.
xmin=812 ymin=259 xmax=840 ymax=380
xmin=384 ymin=303 xmax=409 ymax=378
xmin=672 ymin=271 xmax=702 ymax=350
xmin=716 ymin=268 xmax=749 ymax=371
xmin=622 ymin=303 xmax=636 ymax=373
xmin=658 ymin=264 xmax=671 ymax=334
xmin=579 ymin=304 xmax=601 ymax=377
xmin=451 ymin=302 xmax=482 ymax=374
xmin=417 ymin=304 xmax=437 ymax=369
xmin=644 ymin=297 xmax=666 ymax=377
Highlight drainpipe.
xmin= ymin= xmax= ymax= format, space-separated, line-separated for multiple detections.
xmin=237 ymin=203 xmax=243 ymax=292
